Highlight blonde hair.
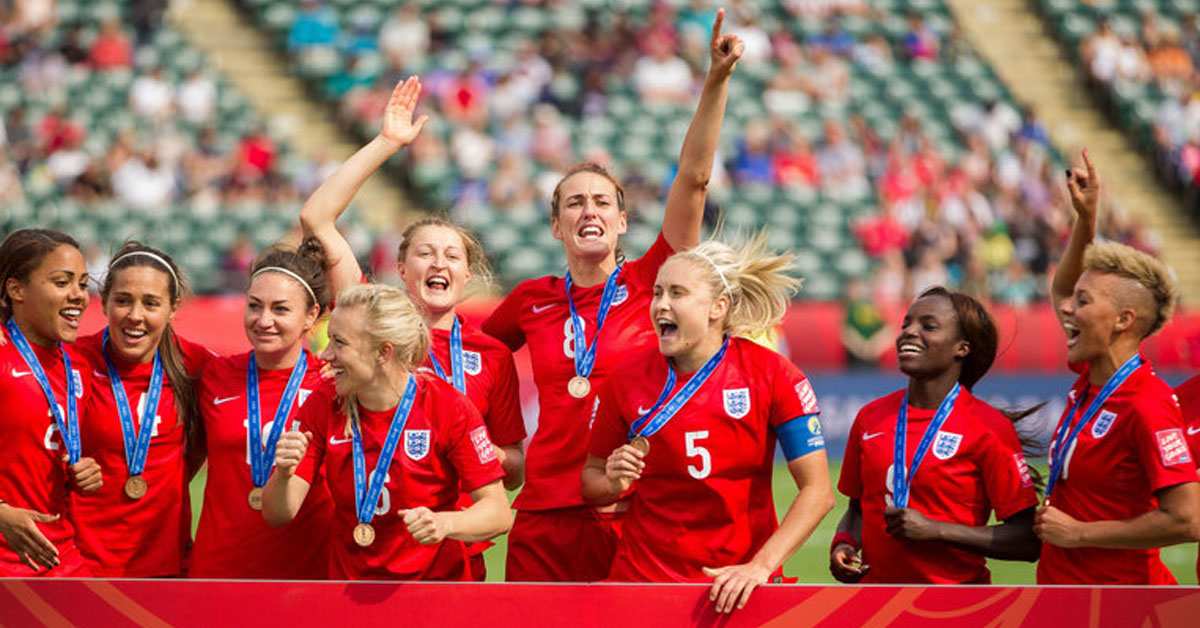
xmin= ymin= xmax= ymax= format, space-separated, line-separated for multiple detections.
xmin=397 ymin=217 xmax=494 ymax=290
xmin=673 ymin=232 xmax=802 ymax=337
xmin=1083 ymin=241 xmax=1177 ymax=338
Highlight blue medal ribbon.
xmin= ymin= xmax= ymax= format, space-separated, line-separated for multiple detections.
xmin=246 ymin=350 xmax=308 ymax=488
xmin=5 ymin=319 xmax=80 ymax=463
xmin=102 ymin=328 xmax=163 ymax=478
xmin=629 ymin=338 xmax=730 ymax=440
xmin=565 ymin=266 xmax=624 ymax=381
xmin=1045 ymin=353 xmax=1143 ymax=499
xmin=351 ymin=375 xmax=419 ymax=525
xmin=427 ymin=316 xmax=465 ymax=393
xmin=893 ymin=382 xmax=961 ymax=509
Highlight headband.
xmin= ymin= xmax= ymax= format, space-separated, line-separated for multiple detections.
xmin=109 ymin=251 xmax=179 ymax=289
xmin=693 ymin=250 xmax=732 ymax=296
xmin=251 ymin=266 xmax=319 ymax=306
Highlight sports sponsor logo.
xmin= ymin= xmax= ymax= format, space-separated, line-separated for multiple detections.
xmin=723 ymin=388 xmax=750 ymax=419
xmin=329 ymin=434 xmax=352 ymax=446
xmin=470 ymin=426 xmax=497 ymax=464
xmin=1014 ymin=453 xmax=1033 ymax=488
xmin=1091 ymin=409 xmax=1117 ymax=439
xmin=1188 ymin=425 xmax=1200 ymax=437
xmin=932 ymin=431 xmax=963 ymax=460
xmin=10 ymin=368 xmax=32 ymax=378
xmin=862 ymin=431 xmax=884 ymax=441
xmin=404 ymin=429 xmax=431 ymax=461
xmin=795 ymin=379 xmax=820 ymax=415
xmin=1156 ymin=428 xmax=1192 ymax=466
xmin=463 ymin=351 xmax=482 ymax=376
xmin=531 ymin=303 xmax=555 ymax=314
xmin=213 ymin=395 xmax=241 ymax=406
xmin=806 ymin=415 xmax=822 ymax=436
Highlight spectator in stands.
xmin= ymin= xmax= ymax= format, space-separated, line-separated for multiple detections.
xmin=773 ymin=131 xmax=820 ymax=189
xmin=902 ymin=12 xmax=939 ymax=61
xmin=177 ymin=69 xmax=217 ymax=125
xmin=730 ymin=120 xmax=773 ymax=185
xmin=379 ymin=5 xmax=428 ymax=70
xmin=90 ymin=18 xmax=133 ymax=70
xmin=287 ymin=0 xmax=338 ymax=53
xmin=633 ymin=34 xmax=694 ymax=105
xmin=130 ymin=0 xmax=168 ymax=45
xmin=130 ymin=67 xmax=174 ymax=122
xmin=817 ymin=119 xmax=869 ymax=199
xmin=235 ymin=126 xmax=276 ymax=181
xmin=854 ymin=33 xmax=894 ymax=73
xmin=841 ymin=278 xmax=892 ymax=369
xmin=808 ymin=43 xmax=850 ymax=108
xmin=112 ymin=148 xmax=176 ymax=214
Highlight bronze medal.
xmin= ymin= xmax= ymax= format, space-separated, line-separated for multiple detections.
xmin=630 ymin=436 xmax=650 ymax=455
xmin=248 ymin=487 xmax=264 ymax=511
xmin=124 ymin=475 xmax=148 ymax=500
xmin=568 ymin=376 xmax=591 ymax=399
xmin=353 ymin=522 xmax=376 ymax=547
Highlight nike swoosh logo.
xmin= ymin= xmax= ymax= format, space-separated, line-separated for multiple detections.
xmin=92 ymin=370 xmax=108 ymax=379
xmin=1188 ymin=426 xmax=1200 ymax=437
xmin=329 ymin=436 xmax=353 ymax=446
xmin=10 ymin=369 xmax=31 ymax=378
xmin=531 ymin=303 xmax=556 ymax=314
xmin=862 ymin=432 xmax=884 ymax=441
xmin=637 ymin=405 xmax=655 ymax=416
xmin=213 ymin=396 xmax=241 ymax=406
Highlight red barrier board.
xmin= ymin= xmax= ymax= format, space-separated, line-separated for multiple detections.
xmin=0 ymin=580 xmax=1197 ymax=627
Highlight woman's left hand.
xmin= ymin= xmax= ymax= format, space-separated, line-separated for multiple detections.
xmin=67 ymin=456 xmax=103 ymax=493
xmin=884 ymin=506 xmax=941 ymax=541
xmin=702 ymin=562 xmax=771 ymax=614
xmin=1034 ymin=504 xmax=1085 ymax=548
xmin=400 ymin=507 xmax=450 ymax=545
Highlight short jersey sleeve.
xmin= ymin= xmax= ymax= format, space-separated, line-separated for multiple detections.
xmin=1128 ymin=390 xmax=1197 ymax=493
xmin=838 ymin=408 xmax=867 ymax=500
xmin=293 ymin=388 xmax=333 ymax=485
xmin=977 ymin=415 xmax=1039 ymax=520
xmin=588 ymin=382 xmax=629 ymax=460
xmin=768 ymin=354 xmax=822 ymax=427
xmin=482 ymin=286 xmax=528 ymax=351
xmin=177 ymin=335 xmax=219 ymax=378
xmin=621 ymin=232 xmax=674 ymax=288
xmin=442 ymin=391 xmax=506 ymax=493
xmin=485 ymin=349 xmax=526 ymax=447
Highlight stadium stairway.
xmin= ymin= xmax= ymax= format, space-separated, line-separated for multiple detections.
xmin=167 ymin=0 xmax=414 ymax=230
xmin=949 ymin=0 xmax=1200 ymax=306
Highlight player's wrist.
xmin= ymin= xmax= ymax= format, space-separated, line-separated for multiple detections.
xmin=830 ymin=531 xmax=860 ymax=553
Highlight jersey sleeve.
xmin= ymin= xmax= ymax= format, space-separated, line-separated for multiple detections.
xmin=1128 ymin=389 xmax=1197 ymax=493
xmin=485 ymin=349 xmax=526 ymax=447
xmin=838 ymin=409 xmax=866 ymax=500
xmin=977 ymin=414 xmax=1039 ymax=520
xmin=622 ymin=232 xmax=675 ymax=287
xmin=1176 ymin=377 xmax=1200 ymax=457
xmin=176 ymin=335 xmax=218 ymax=377
xmin=767 ymin=355 xmax=822 ymax=427
xmin=293 ymin=389 xmax=332 ymax=485
xmin=482 ymin=287 xmax=528 ymax=351
xmin=443 ymin=391 xmax=505 ymax=493
xmin=588 ymin=382 xmax=629 ymax=460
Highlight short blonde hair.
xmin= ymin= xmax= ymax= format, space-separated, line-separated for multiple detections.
xmin=673 ymin=232 xmax=802 ymax=337
xmin=1083 ymin=241 xmax=1177 ymax=337
xmin=335 ymin=283 xmax=430 ymax=370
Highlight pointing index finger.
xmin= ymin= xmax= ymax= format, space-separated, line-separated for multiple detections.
xmin=1082 ymin=148 xmax=1096 ymax=181
xmin=711 ymin=8 xmax=725 ymax=47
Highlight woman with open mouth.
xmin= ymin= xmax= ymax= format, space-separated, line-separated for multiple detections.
xmin=1034 ymin=151 xmax=1200 ymax=584
xmin=262 ymin=283 xmax=511 ymax=580
xmin=0 ymin=228 xmax=100 ymax=576
xmin=581 ymin=235 xmax=832 ymax=614
xmin=297 ymin=75 xmax=527 ymax=581
xmin=70 ymin=242 xmax=212 ymax=577
xmin=830 ymin=286 xmax=1041 ymax=584
xmin=484 ymin=9 xmax=743 ymax=583
xmin=188 ymin=240 xmax=335 ymax=579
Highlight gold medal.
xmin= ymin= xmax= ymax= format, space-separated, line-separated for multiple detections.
xmin=568 ymin=376 xmax=591 ymax=399
xmin=630 ymin=436 xmax=650 ymax=455
xmin=353 ymin=522 xmax=376 ymax=547
xmin=124 ymin=475 xmax=148 ymax=500
xmin=248 ymin=487 xmax=264 ymax=511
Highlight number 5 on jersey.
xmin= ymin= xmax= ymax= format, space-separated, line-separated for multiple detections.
xmin=686 ymin=430 xmax=711 ymax=480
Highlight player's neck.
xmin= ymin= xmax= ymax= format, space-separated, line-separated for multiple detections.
xmin=9 ymin=312 xmax=56 ymax=348
xmin=254 ymin=343 xmax=304 ymax=371
xmin=907 ymin=370 xmax=960 ymax=410
xmin=359 ymin=368 xmax=410 ymax=411
xmin=673 ymin=333 xmax=725 ymax=374
xmin=565 ymin=253 xmax=618 ymax=288
xmin=1087 ymin=339 xmax=1140 ymax=387
xmin=426 ymin=308 xmax=457 ymax=331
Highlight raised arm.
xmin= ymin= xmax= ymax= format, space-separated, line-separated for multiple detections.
xmin=299 ymin=76 xmax=429 ymax=298
xmin=1051 ymin=149 xmax=1100 ymax=321
xmin=660 ymin=9 xmax=744 ymax=251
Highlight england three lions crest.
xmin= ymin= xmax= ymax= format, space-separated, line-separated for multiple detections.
xmin=723 ymin=388 xmax=750 ymax=419
xmin=404 ymin=430 xmax=431 ymax=461
xmin=463 ymin=351 xmax=482 ymax=376
xmin=932 ymin=431 xmax=963 ymax=460
xmin=1091 ymin=410 xmax=1117 ymax=439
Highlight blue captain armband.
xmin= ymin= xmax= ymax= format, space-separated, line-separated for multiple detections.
xmin=777 ymin=414 xmax=825 ymax=461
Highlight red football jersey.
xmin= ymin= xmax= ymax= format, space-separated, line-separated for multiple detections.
xmin=294 ymin=373 xmax=505 ymax=580
xmin=423 ymin=317 xmax=525 ymax=561
xmin=71 ymin=331 xmax=214 ymax=576
xmin=483 ymin=233 xmax=673 ymax=511
xmin=588 ymin=338 xmax=823 ymax=582
xmin=1038 ymin=359 xmax=1197 ymax=584
xmin=838 ymin=388 xmax=1038 ymax=583
xmin=189 ymin=350 xmax=334 ymax=579
xmin=0 ymin=324 xmax=91 ymax=576
xmin=1176 ymin=375 xmax=1200 ymax=582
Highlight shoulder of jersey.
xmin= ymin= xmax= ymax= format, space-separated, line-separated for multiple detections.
xmin=1176 ymin=375 xmax=1200 ymax=408
xmin=72 ymin=331 xmax=105 ymax=366
xmin=857 ymin=389 xmax=905 ymax=424
xmin=962 ymin=392 xmax=1019 ymax=435
xmin=461 ymin=321 xmax=513 ymax=355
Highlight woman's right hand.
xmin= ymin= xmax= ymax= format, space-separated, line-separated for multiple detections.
xmin=378 ymin=76 xmax=429 ymax=150
xmin=0 ymin=503 xmax=60 ymax=571
xmin=604 ymin=444 xmax=646 ymax=494
xmin=829 ymin=543 xmax=869 ymax=583
xmin=1065 ymin=149 xmax=1099 ymax=220
xmin=273 ymin=431 xmax=312 ymax=477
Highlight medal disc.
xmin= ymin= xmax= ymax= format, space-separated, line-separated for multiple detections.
xmin=248 ymin=487 xmax=264 ymax=511
xmin=630 ymin=436 xmax=650 ymax=455
xmin=568 ymin=376 xmax=591 ymax=399
xmin=124 ymin=475 xmax=148 ymax=500
xmin=353 ymin=523 xmax=376 ymax=547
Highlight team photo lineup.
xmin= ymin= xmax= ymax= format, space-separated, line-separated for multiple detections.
xmin=4 ymin=0 xmax=1200 ymax=617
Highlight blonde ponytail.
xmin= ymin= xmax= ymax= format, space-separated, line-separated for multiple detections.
xmin=677 ymin=232 xmax=801 ymax=337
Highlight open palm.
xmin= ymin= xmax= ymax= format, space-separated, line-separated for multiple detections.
xmin=380 ymin=76 xmax=429 ymax=148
